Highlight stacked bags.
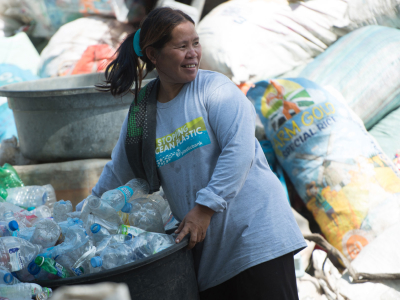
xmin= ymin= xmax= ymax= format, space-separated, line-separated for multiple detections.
xmin=247 ymin=77 xmax=400 ymax=261
xmin=247 ymin=26 xmax=400 ymax=260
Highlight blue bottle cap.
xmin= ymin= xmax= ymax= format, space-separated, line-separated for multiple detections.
xmin=121 ymin=202 xmax=132 ymax=213
xmin=126 ymin=233 xmax=133 ymax=240
xmin=90 ymin=223 xmax=101 ymax=234
xmin=3 ymin=273 xmax=13 ymax=284
xmin=8 ymin=220 xmax=18 ymax=231
xmin=27 ymin=207 xmax=36 ymax=211
xmin=28 ymin=261 xmax=41 ymax=276
xmin=59 ymin=200 xmax=66 ymax=204
xmin=90 ymin=256 xmax=103 ymax=268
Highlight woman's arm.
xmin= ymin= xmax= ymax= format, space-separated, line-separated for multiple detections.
xmin=76 ymin=114 xmax=135 ymax=210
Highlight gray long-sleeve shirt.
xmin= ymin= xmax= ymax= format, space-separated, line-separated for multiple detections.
xmin=92 ymin=70 xmax=306 ymax=291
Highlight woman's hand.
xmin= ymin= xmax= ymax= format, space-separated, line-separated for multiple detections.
xmin=175 ymin=204 xmax=215 ymax=249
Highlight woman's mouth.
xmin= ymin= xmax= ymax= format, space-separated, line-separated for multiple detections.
xmin=182 ymin=64 xmax=196 ymax=68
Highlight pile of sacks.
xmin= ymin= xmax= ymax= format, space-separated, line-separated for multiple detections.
xmin=0 ymin=168 xmax=179 ymax=299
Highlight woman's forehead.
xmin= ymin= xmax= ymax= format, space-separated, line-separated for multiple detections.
xmin=170 ymin=22 xmax=198 ymax=42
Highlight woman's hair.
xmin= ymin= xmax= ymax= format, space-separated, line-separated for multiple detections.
xmin=97 ymin=7 xmax=194 ymax=103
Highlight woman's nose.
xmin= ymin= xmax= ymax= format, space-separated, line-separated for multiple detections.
xmin=186 ymin=47 xmax=197 ymax=58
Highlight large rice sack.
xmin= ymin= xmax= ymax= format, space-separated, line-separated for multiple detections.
xmin=247 ymin=78 xmax=400 ymax=260
xmin=369 ymin=107 xmax=400 ymax=160
xmin=299 ymin=26 xmax=400 ymax=130
xmin=38 ymin=16 xmax=133 ymax=77
xmin=197 ymin=0 xmax=400 ymax=84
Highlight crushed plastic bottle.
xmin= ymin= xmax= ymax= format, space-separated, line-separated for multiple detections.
xmin=0 ymin=237 xmax=42 ymax=272
xmin=90 ymin=223 xmax=110 ymax=243
xmin=84 ymin=211 xmax=122 ymax=236
xmin=53 ymin=200 xmax=73 ymax=223
xmin=131 ymin=232 xmax=175 ymax=260
xmin=14 ymin=227 xmax=35 ymax=242
xmin=118 ymin=224 xmax=146 ymax=237
xmin=5 ymin=184 xmax=55 ymax=209
xmin=90 ymin=239 xmax=137 ymax=270
xmin=0 ymin=283 xmax=46 ymax=300
xmin=95 ymin=234 xmax=132 ymax=255
xmin=127 ymin=202 xmax=165 ymax=233
xmin=31 ymin=206 xmax=52 ymax=219
xmin=30 ymin=219 xmax=61 ymax=248
xmin=0 ymin=266 xmax=14 ymax=285
xmin=80 ymin=196 xmax=123 ymax=228
xmin=27 ymin=261 xmax=50 ymax=281
xmin=0 ymin=164 xmax=24 ymax=190
xmin=34 ymin=256 xmax=71 ymax=278
xmin=101 ymin=178 xmax=149 ymax=212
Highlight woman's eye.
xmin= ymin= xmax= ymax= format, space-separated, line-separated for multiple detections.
xmin=194 ymin=42 xmax=199 ymax=46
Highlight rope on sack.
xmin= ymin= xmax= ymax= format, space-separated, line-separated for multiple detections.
xmin=303 ymin=234 xmax=400 ymax=283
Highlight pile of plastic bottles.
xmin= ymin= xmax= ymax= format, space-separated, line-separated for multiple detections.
xmin=0 ymin=163 xmax=179 ymax=300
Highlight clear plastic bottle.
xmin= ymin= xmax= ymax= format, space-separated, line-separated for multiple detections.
xmin=131 ymin=232 xmax=175 ymax=260
xmin=5 ymin=184 xmax=55 ymax=208
xmin=0 ymin=237 xmax=41 ymax=272
xmin=0 ymin=283 xmax=44 ymax=300
xmin=14 ymin=227 xmax=35 ymax=241
xmin=81 ymin=196 xmax=123 ymax=226
xmin=30 ymin=219 xmax=61 ymax=248
xmin=118 ymin=224 xmax=146 ymax=237
xmin=34 ymin=256 xmax=71 ymax=278
xmin=27 ymin=261 xmax=50 ymax=281
xmin=101 ymin=178 xmax=149 ymax=212
xmin=0 ymin=220 xmax=18 ymax=237
xmin=90 ymin=223 xmax=110 ymax=243
xmin=31 ymin=205 xmax=52 ymax=219
xmin=84 ymin=212 xmax=122 ymax=236
xmin=124 ymin=202 xmax=165 ymax=233
xmin=90 ymin=240 xmax=137 ymax=270
xmin=0 ymin=267 xmax=14 ymax=285
xmin=53 ymin=200 xmax=73 ymax=223
xmin=95 ymin=234 xmax=132 ymax=255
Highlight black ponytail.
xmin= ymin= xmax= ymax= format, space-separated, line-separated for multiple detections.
xmin=96 ymin=30 xmax=144 ymax=104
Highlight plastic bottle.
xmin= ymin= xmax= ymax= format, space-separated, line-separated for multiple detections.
xmin=5 ymin=185 xmax=51 ymax=208
xmin=90 ymin=240 xmax=137 ymax=270
xmin=30 ymin=219 xmax=61 ymax=248
xmin=0 ymin=163 xmax=24 ymax=190
xmin=101 ymin=178 xmax=149 ymax=211
xmin=90 ymin=223 xmax=110 ymax=243
xmin=26 ymin=261 xmax=49 ymax=281
xmin=95 ymin=234 xmax=133 ymax=255
xmin=131 ymin=232 xmax=175 ymax=260
xmin=0 ymin=220 xmax=18 ymax=237
xmin=14 ymin=227 xmax=35 ymax=241
xmin=123 ymin=199 xmax=165 ymax=233
xmin=0 ymin=267 xmax=14 ymax=285
xmin=0 ymin=283 xmax=45 ymax=300
xmin=34 ymin=256 xmax=70 ymax=278
xmin=118 ymin=224 xmax=146 ymax=237
xmin=53 ymin=200 xmax=73 ymax=223
xmin=80 ymin=196 xmax=123 ymax=226
xmin=0 ymin=237 xmax=42 ymax=272
xmin=84 ymin=212 xmax=122 ymax=236
xmin=31 ymin=206 xmax=52 ymax=219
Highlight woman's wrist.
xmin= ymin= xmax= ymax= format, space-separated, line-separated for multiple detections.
xmin=196 ymin=203 xmax=215 ymax=218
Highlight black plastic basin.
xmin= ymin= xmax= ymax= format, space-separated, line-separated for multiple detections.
xmin=34 ymin=236 xmax=199 ymax=300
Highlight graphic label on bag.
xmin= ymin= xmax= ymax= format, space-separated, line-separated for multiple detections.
xmin=156 ymin=117 xmax=211 ymax=168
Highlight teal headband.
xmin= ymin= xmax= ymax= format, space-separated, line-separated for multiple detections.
xmin=133 ymin=29 xmax=143 ymax=57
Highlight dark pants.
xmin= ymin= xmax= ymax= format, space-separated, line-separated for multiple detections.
xmin=199 ymin=252 xmax=299 ymax=300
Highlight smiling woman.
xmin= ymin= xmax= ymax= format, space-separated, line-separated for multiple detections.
xmin=87 ymin=7 xmax=306 ymax=300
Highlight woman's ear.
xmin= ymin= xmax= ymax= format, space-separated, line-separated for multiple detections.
xmin=146 ymin=47 xmax=157 ymax=66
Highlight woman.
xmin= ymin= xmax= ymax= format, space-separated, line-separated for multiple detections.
xmin=80 ymin=7 xmax=306 ymax=299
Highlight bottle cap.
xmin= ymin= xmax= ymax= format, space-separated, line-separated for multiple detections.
xmin=28 ymin=261 xmax=41 ymax=276
xmin=59 ymin=200 xmax=66 ymax=204
xmin=126 ymin=233 xmax=133 ymax=240
xmin=8 ymin=220 xmax=18 ymax=231
xmin=35 ymin=256 xmax=45 ymax=267
xmin=27 ymin=207 xmax=36 ymax=211
xmin=90 ymin=223 xmax=101 ymax=234
xmin=121 ymin=202 xmax=132 ymax=213
xmin=3 ymin=273 xmax=13 ymax=284
xmin=90 ymin=256 xmax=103 ymax=268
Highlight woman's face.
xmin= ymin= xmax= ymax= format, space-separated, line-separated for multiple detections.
xmin=152 ymin=21 xmax=202 ymax=85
